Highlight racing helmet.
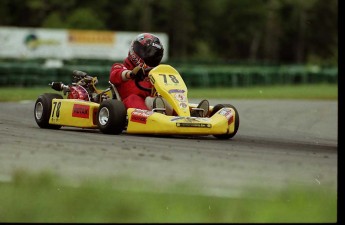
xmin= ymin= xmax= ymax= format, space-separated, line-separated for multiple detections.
xmin=128 ymin=33 xmax=164 ymax=67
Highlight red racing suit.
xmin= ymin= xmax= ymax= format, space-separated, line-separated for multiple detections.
xmin=109 ymin=57 xmax=152 ymax=110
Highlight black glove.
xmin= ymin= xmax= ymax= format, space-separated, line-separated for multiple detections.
xmin=130 ymin=66 xmax=145 ymax=80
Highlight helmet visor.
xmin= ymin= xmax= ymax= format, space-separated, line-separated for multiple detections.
xmin=133 ymin=38 xmax=164 ymax=67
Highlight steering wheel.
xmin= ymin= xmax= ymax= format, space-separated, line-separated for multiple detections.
xmin=134 ymin=67 xmax=154 ymax=92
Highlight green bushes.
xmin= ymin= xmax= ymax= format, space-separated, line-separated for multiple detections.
xmin=178 ymin=65 xmax=337 ymax=87
xmin=0 ymin=61 xmax=337 ymax=87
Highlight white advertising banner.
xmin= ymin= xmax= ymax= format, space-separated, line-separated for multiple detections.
xmin=0 ymin=26 xmax=169 ymax=61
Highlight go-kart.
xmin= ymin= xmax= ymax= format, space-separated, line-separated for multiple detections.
xmin=34 ymin=64 xmax=239 ymax=139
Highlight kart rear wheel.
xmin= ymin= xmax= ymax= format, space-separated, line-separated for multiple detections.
xmin=34 ymin=93 xmax=63 ymax=129
xmin=97 ymin=99 xmax=126 ymax=134
xmin=210 ymin=104 xmax=240 ymax=139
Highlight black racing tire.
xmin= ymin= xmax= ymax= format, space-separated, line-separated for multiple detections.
xmin=210 ymin=104 xmax=240 ymax=139
xmin=97 ymin=99 xmax=127 ymax=134
xmin=34 ymin=93 xmax=63 ymax=129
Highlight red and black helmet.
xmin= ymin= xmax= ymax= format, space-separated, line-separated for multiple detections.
xmin=128 ymin=33 xmax=164 ymax=67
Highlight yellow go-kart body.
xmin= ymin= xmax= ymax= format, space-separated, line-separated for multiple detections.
xmin=49 ymin=99 xmax=100 ymax=128
xmin=126 ymin=107 xmax=236 ymax=136
xmin=126 ymin=65 xmax=238 ymax=137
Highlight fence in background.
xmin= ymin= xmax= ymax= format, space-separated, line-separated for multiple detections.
xmin=0 ymin=61 xmax=338 ymax=88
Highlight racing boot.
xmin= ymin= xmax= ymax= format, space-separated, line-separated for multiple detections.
xmin=152 ymin=96 xmax=166 ymax=114
xmin=191 ymin=99 xmax=209 ymax=117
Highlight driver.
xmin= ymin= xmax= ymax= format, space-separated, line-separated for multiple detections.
xmin=109 ymin=33 xmax=209 ymax=117
xmin=109 ymin=33 xmax=165 ymax=111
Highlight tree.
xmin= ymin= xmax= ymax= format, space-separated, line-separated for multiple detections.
xmin=0 ymin=0 xmax=338 ymax=65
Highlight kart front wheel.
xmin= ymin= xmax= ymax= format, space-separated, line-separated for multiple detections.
xmin=97 ymin=99 xmax=126 ymax=134
xmin=34 ymin=93 xmax=63 ymax=129
xmin=210 ymin=104 xmax=240 ymax=139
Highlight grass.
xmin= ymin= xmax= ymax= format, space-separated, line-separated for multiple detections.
xmin=0 ymin=87 xmax=54 ymax=102
xmin=0 ymin=83 xmax=338 ymax=102
xmin=188 ymin=83 xmax=338 ymax=100
xmin=0 ymin=171 xmax=337 ymax=223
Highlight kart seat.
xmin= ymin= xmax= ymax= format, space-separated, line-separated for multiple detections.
xmin=108 ymin=81 xmax=122 ymax=101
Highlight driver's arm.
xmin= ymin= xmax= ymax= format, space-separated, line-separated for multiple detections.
xmin=110 ymin=64 xmax=144 ymax=84
xmin=122 ymin=70 xmax=132 ymax=81
xmin=110 ymin=63 xmax=130 ymax=84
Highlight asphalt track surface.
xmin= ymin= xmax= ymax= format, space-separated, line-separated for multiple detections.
xmin=0 ymin=99 xmax=337 ymax=198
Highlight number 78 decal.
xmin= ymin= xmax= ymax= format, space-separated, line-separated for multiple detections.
xmin=159 ymin=74 xmax=179 ymax=84
xmin=52 ymin=102 xmax=61 ymax=118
